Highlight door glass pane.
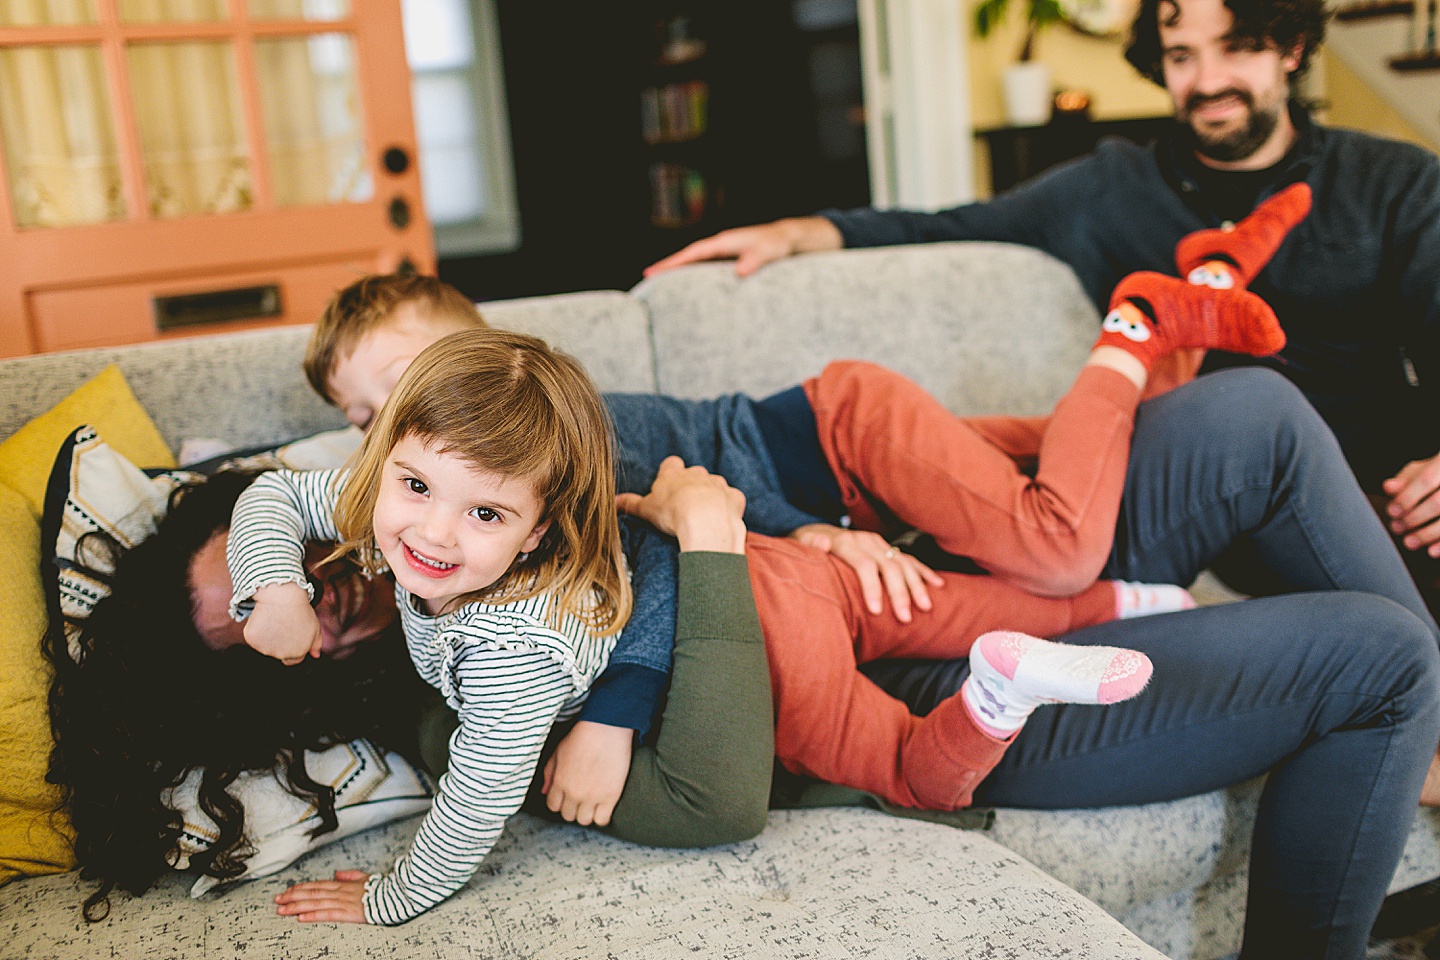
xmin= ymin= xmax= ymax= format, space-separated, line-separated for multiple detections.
xmin=403 ymin=0 xmax=471 ymax=71
xmin=248 ymin=0 xmax=347 ymax=21
xmin=118 ymin=0 xmax=226 ymax=23
xmin=0 ymin=0 xmax=97 ymax=26
xmin=0 ymin=45 xmax=125 ymax=227
xmin=127 ymin=41 xmax=253 ymax=217
xmin=254 ymin=33 xmax=369 ymax=207
xmin=412 ymin=70 xmax=482 ymax=224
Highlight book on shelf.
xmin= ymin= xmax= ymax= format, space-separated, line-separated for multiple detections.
xmin=640 ymin=81 xmax=709 ymax=144
xmin=648 ymin=162 xmax=707 ymax=227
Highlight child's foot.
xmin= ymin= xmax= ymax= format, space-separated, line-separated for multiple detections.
xmin=1098 ymin=271 xmax=1285 ymax=369
xmin=1113 ymin=581 xmax=1196 ymax=619
xmin=961 ymin=631 xmax=1153 ymax=738
xmin=1176 ymin=182 xmax=1312 ymax=290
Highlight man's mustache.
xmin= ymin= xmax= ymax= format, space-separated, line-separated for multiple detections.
xmin=1184 ymin=88 xmax=1255 ymax=115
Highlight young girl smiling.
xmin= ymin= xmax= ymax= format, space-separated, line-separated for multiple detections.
xmin=227 ymin=329 xmax=634 ymax=924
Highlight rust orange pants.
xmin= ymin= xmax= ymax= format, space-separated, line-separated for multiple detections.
xmin=804 ymin=360 xmax=1142 ymax=597
xmin=747 ymin=534 xmax=1119 ymax=810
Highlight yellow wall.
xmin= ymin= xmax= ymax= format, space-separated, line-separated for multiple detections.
xmin=967 ymin=12 xmax=1171 ymax=131
xmin=1319 ymin=49 xmax=1436 ymax=150
xmin=966 ymin=0 xmax=1172 ymax=195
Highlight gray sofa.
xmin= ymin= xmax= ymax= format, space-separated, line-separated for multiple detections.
xmin=3 ymin=242 xmax=1438 ymax=959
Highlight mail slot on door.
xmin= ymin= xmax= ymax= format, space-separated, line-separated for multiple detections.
xmin=153 ymin=284 xmax=283 ymax=331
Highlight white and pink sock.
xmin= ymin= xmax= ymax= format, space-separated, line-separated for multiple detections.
xmin=1113 ymin=581 xmax=1196 ymax=619
xmin=960 ymin=630 xmax=1153 ymax=739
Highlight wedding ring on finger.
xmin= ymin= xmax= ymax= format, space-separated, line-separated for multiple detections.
xmin=883 ymin=548 xmax=896 ymax=559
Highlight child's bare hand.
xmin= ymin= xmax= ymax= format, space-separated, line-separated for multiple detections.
xmin=275 ymin=869 xmax=370 ymax=923
xmin=541 ymin=720 xmax=634 ymax=827
xmin=616 ymin=456 xmax=746 ymax=554
xmin=245 ymin=582 xmax=323 ymax=665
xmin=791 ymin=524 xmax=943 ymax=623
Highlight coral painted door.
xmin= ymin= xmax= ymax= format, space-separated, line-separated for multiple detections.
xmin=0 ymin=0 xmax=433 ymax=356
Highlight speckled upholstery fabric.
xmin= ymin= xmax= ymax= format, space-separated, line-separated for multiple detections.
xmin=2 ymin=809 xmax=1165 ymax=960
xmin=5 ymin=242 xmax=1440 ymax=960
xmin=479 ymin=290 xmax=657 ymax=396
xmin=634 ymin=242 xmax=1097 ymax=416
xmin=0 ymin=291 xmax=654 ymax=455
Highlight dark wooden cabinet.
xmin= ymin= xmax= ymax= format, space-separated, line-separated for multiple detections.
xmin=978 ymin=116 xmax=1175 ymax=195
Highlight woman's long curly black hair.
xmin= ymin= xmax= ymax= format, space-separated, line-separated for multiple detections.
xmin=45 ymin=471 xmax=429 ymax=920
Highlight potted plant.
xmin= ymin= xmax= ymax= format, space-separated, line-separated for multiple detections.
xmin=974 ymin=0 xmax=1066 ymax=126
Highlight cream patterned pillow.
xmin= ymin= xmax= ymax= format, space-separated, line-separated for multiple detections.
xmin=165 ymin=738 xmax=434 ymax=898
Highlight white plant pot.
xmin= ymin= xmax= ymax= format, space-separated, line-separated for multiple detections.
xmin=1002 ymin=61 xmax=1053 ymax=127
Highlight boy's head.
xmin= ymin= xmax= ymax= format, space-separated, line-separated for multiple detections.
xmin=305 ymin=274 xmax=485 ymax=430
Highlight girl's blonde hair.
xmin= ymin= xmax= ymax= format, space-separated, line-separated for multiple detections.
xmin=332 ymin=328 xmax=632 ymax=635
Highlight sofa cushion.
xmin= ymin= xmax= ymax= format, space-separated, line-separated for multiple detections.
xmin=0 ymin=808 xmax=1167 ymax=958
xmin=0 ymin=327 xmax=344 ymax=456
xmin=483 ymin=290 xmax=658 ymax=393
xmin=635 ymin=242 xmax=1098 ymax=416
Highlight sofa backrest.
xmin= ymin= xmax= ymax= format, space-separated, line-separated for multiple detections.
xmin=635 ymin=242 xmax=1099 ymax=417
xmin=0 ymin=292 xmax=657 ymax=453
xmin=0 ymin=325 xmax=343 ymax=454
xmin=480 ymin=290 xmax=656 ymax=395
xmin=2 ymin=244 xmax=1098 ymax=452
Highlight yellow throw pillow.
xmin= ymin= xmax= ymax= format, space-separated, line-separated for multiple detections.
xmin=0 ymin=366 xmax=172 ymax=885
xmin=0 ymin=481 xmax=73 ymax=884
xmin=0 ymin=365 xmax=174 ymax=516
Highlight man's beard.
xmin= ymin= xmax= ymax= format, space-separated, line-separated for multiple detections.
xmin=1179 ymin=87 xmax=1282 ymax=163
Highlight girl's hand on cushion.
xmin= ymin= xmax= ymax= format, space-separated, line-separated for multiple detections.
xmin=275 ymin=870 xmax=370 ymax=923
xmin=245 ymin=582 xmax=324 ymax=665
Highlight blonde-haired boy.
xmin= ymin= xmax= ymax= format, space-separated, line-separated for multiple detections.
xmin=306 ymin=274 xmax=485 ymax=431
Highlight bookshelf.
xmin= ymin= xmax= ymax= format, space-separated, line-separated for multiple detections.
xmin=641 ymin=16 xmax=713 ymax=229
xmin=441 ymin=0 xmax=870 ymax=301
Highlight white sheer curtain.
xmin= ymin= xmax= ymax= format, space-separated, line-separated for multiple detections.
xmin=127 ymin=39 xmax=253 ymax=218
xmin=0 ymin=15 xmax=368 ymax=226
xmin=0 ymin=44 xmax=124 ymax=227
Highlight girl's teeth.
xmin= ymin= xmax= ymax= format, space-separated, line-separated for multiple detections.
xmin=411 ymin=546 xmax=455 ymax=570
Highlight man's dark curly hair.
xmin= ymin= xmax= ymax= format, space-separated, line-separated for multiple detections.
xmin=45 ymin=470 xmax=428 ymax=921
xmin=1125 ymin=0 xmax=1330 ymax=86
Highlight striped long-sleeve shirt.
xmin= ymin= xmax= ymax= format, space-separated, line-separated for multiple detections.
xmin=227 ymin=469 xmax=616 ymax=925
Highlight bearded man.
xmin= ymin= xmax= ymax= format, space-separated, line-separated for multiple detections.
xmin=646 ymin=0 xmax=1440 ymax=612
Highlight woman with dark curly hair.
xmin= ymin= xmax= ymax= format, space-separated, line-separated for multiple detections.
xmin=46 ymin=468 xmax=777 ymax=921
xmin=45 ymin=470 xmax=434 ymax=921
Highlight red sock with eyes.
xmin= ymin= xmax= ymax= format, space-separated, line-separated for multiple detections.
xmin=1096 ymin=271 xmax=1286 ymax=370
xmin=1175 ymin=182 xmax=1312 ymax=290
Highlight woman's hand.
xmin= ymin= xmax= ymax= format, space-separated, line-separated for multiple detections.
xmin=275 ymin=870 xmax=370 ymax=923
xmin=791 ymin=524 xmax=943 ymax=623
xmin=542 ymin=720 xmax=634 ymax=827
xmin=617 ymin=456 xmax=747 ymax=554
xmin=244 ymin=582 xmax=323 ymax=665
